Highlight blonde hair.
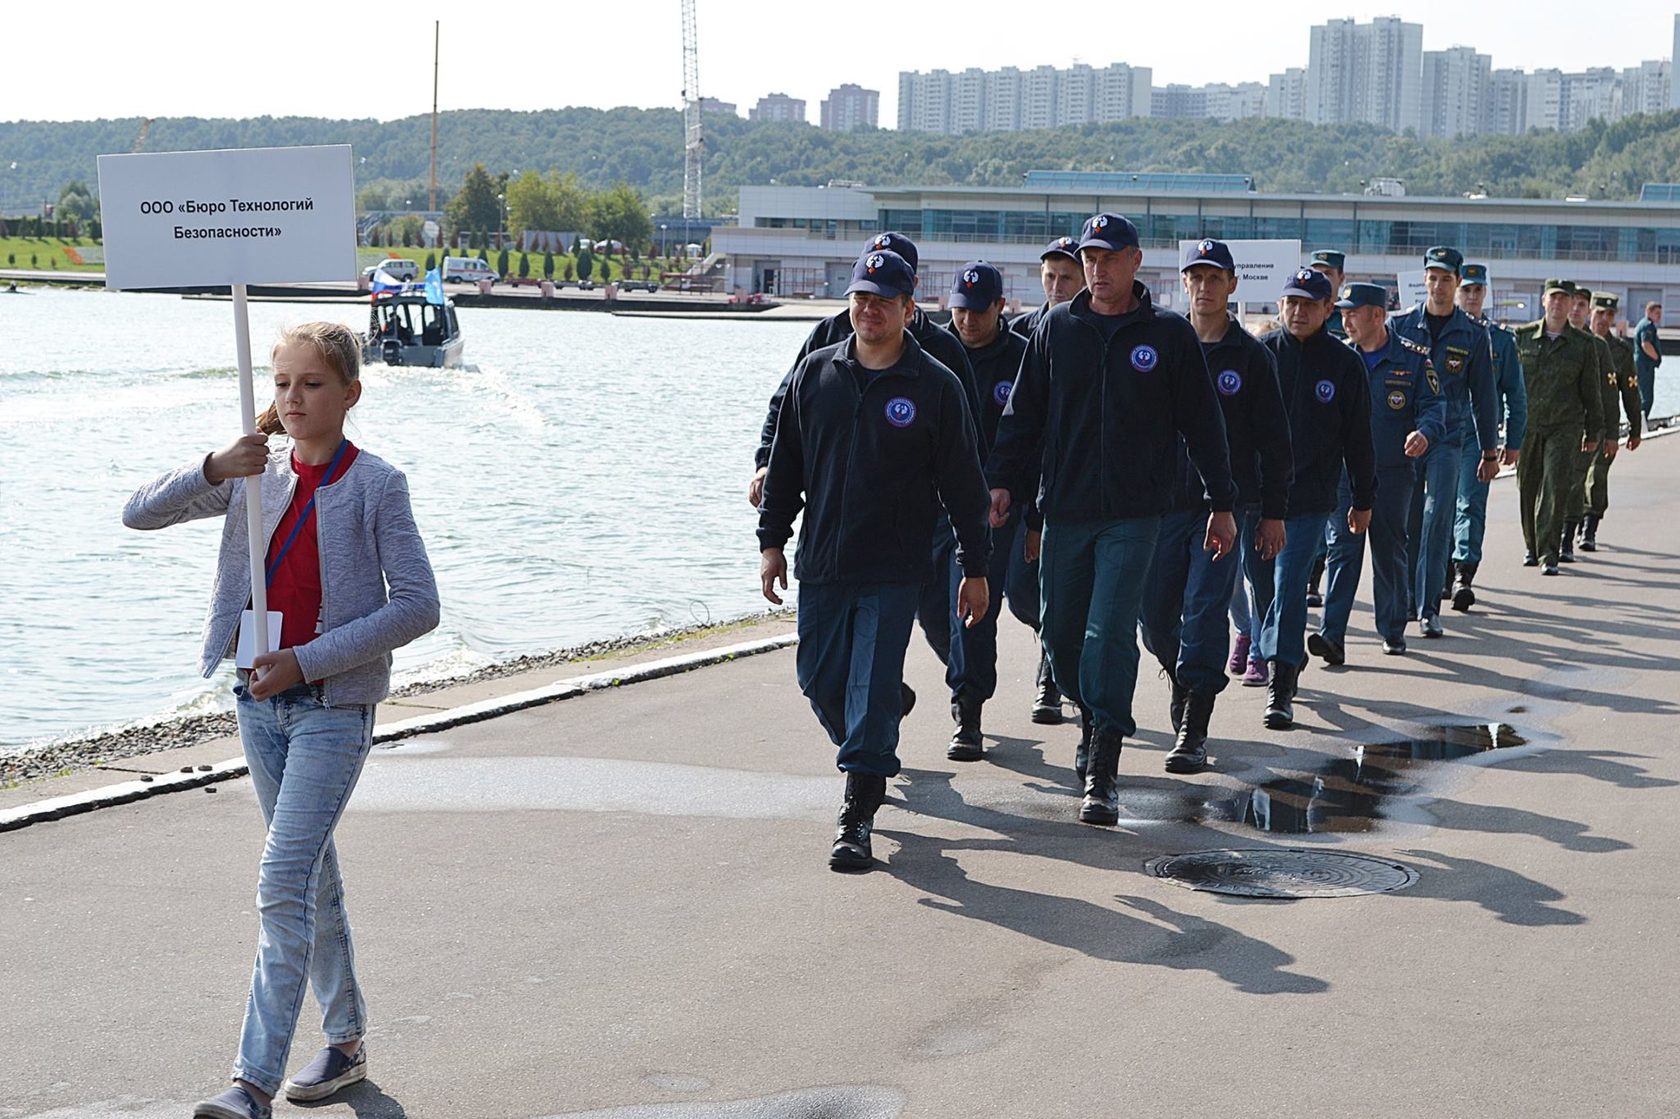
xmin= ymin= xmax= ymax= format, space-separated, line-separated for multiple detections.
xmin=256 ymin=321 xmax=363 ymax=436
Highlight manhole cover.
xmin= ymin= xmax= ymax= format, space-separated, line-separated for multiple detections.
xmin=1146 ymin=848 xmax=1418 ymax=898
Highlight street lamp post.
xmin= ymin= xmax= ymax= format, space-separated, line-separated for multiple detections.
xmin=660 ymin=223 xmax=668 ymax=258
xmin=496 ymin=192 xmax=506 ymax=250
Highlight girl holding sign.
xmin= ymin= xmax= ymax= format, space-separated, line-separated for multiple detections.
xmin=123 ymin=321 xmax=439 ymax=1118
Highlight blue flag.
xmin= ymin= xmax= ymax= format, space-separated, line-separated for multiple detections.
xmin=423 ymin=267 xmax=445 ymax=305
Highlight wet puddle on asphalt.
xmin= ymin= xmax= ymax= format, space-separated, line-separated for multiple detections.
xmin=1223 ymin=723 xmax=1530 ymax=834
xmin=1132 ymin=722 xmax=1536 ymax=836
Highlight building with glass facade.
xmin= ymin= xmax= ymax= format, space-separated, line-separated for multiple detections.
xmin=715 ymin=174 xmax=1680 ymax=321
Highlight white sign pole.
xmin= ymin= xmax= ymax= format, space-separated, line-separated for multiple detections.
xmin=231 ymin=282 xmax=270 ymax=660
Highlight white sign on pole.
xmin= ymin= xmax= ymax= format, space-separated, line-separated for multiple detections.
xmin=97 ymin=145 xmax=355 ymax=289
xmin=1179 ymin=239 xmax=1301 ymax=300
xmin=97 ymin=145 xmax=356 ymax=670
xmin=1396 ymin=269 xmax=1429 ymax=310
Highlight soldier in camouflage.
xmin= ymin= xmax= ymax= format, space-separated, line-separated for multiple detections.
xmin=1581 ymin=291 xmax=1644 ymax=551
xmin=1512 ymin=280 xmax=1604 ymax=576
xmin=1559 ymin=283 xmax=1613 ymax=563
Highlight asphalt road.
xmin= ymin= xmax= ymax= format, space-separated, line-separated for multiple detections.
xmin=3 ymin=437 xmax=1677 ymax=1118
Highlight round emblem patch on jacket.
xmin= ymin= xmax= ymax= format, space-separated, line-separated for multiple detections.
xmin=1315 ymin=379 xmax=1336 ymax=403
xmin=1216 ymin=369 xmax=1243 ymax=396
xmin=885 ymin=397 xmax=917 ymax=427
xmin=993 ymin=380 xmax=1013 ymax=407
xmin=1387 ymin=388 xmax=1407 ymax=410
xmin=1131 ymin=345 xmax=1159 ymax=372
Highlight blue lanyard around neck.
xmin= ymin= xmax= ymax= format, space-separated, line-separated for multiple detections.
xmin=264 ymin=440 xmax=350 ymax=587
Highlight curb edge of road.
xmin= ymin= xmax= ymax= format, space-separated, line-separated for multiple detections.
xmin=0 ymin=633 xmax=799 ymax=836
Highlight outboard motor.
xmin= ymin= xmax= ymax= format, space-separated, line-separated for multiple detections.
xmin=382 ymin=338 xmax=404 ymax=366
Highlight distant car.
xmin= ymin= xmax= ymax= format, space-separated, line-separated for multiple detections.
xmin=616 ymin=279 xmax=659 ymax=292
xmin=442 ymin=256 xmax=500 ymax=284
xmin=362 ymin=258 xmax=420 ymax=283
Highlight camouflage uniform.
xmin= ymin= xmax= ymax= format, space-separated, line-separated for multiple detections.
xmin=1512 ymin=288 xmax=1605 ymax=572
xmin=1582 ymin=293 xmax=1645 ymax=547
xmin=1560 ymin=322 xmax=1613 ymax=556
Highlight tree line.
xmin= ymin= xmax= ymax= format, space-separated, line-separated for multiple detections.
xmin=6 ymin=107 xmax=1680 ymax=223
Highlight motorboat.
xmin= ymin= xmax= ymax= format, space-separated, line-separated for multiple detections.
xmin=362 ymin=290 xmax=464 ymax=368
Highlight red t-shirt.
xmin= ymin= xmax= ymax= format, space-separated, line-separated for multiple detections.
xmin=266 ymin=443 xmax=359 ymax=653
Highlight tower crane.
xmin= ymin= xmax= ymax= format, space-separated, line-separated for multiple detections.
xmin=681 ymin=0 xmax=703 ymax=226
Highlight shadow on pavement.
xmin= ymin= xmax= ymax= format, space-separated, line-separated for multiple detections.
xmin=294 ymin=1080 xmax=407 ymax=1118
xmin=879 ymin=767 xmax=1330 ymax=996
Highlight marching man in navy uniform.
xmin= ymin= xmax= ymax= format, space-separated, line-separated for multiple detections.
xmin=1390 ymin=246 xmax=1499 ymax=639
xmin=1312 ymin=283 xmax=1446 ymax=661
xmin=939 ymin=261 xmax=1031 ymax=759
xmin=1257 ymin=268 xmax=1376 ymax=728
xmin=758 ymin=249 xmax=991 ymax=873
xmin=1449 ymin=263 xmax=1526 ymax=611
xmin=1011 ymin=235 xmax=1085 ymax=338
xmin=1141 ymin=238 xmax=1292 ymax=773
xmin=751 ymin=233 xmax=983 ymax=721
xmin=988 ymin=213 xmax=1235 ymax=826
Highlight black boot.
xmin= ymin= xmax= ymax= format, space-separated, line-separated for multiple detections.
xmin=1165 ymin=690 xmax=1213 ymax=773
xmin=1580 ymin=514 xmax=1599 ymax=552
xmin=947 ymin=693 xmax=983 ymax=761
xmin=1263 ymin=661 xmax=1298 ymax=729
xmin=830 ymin=773 xmax=888 ymax=872
xmin=1074 ymin=706 xmax=1092 ymax=784
xmin=1167 ymin=669 xmax=1187 ymax=733
xmin=1078 ymin=728 xmax=1123 ymax=826
xmin=1030 ymin=649 xmax=1063 ymax=725
xmin=1559 ymin=523 xmax=1578 ymax=563
xmin=1451 ymin=560 xmax=1477 ymax=613
xmin=1305 ymin=553 xmax=1326 ymax=608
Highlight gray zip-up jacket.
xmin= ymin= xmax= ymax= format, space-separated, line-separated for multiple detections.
xmin=122 ymin=447 xmax=440 ymax=707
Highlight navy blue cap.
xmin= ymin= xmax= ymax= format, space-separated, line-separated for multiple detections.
xmin=1424 ymin=245 xmax=1463 ymax=274
xmin=949 ymin=261 xmax=1004 ymax=309
xmin=1180 ymin=238 xmax=1235 ymax=272
xmin=1334 ymin=282 xmax=1388 ymax=310
xmin=846 ymin=249 xmax=916 ymax=299
xmin=863 ymin=232 xmax=919 ymax=274
xmin=1077 ymin=212 xmax=1140 ymax=253
xmin=1040 ymin=235 xmax=1079 ymax=262
xmin=1310 ymin=249 xmax=1346 ymax=272
xmin=1460 ymin=263 xmax=1489 ymax=287
xmin=1281 ymin=268 xmax=1333 ymax=301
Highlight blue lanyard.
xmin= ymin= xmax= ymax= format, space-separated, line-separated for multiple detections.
xmin=264 ymin=440 xmax=350 ymax=587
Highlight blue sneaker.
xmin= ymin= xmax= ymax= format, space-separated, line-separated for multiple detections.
xmin=282 ymin=1044 xmax=367 ymax=1102
xmin=192 ymin=1085 xmax=271 ymax=1119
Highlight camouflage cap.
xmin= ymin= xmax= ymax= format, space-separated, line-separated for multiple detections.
xmin=1543 ymin=278 xmax=1575 ymax=297
xmin=1591 ymin=291 xmax=1620 ymax=311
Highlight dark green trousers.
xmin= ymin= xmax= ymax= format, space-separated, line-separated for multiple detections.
xmin=1518 ymin=426 xmax=1583 ymax=564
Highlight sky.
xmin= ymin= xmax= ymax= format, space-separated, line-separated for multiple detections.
xmin=2 ymin=2 xmax=1674 ymax=126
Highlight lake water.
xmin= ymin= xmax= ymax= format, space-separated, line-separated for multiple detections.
xmin=0 ymin=288 xmax=809 ymax=751
xmin=2 ymin=290 xmax=1673 ymax=752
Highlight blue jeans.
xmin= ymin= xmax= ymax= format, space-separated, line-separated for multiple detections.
xmin=1039 ymin=516 xmax=1160 ymax=737
xmin=915 ymin=522 xmax=955 ymax=670
xmin=1452 ymin=422 xmax=1489 ymax=565
xmin=796 ymin=581 xmax=920 ymax=777
xmin=1257 ymin=511 xmax=1333 ymax=670
xmin=1407 ymin=425 xmax=1463 ymax=622
xmin=232 ymin=682 xmax=375 ymax=1097
xmin=1140 ymin=507 xmax=1248 ymax=694
xmin=1322 ymin=466 xmax=1414 ymax=646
